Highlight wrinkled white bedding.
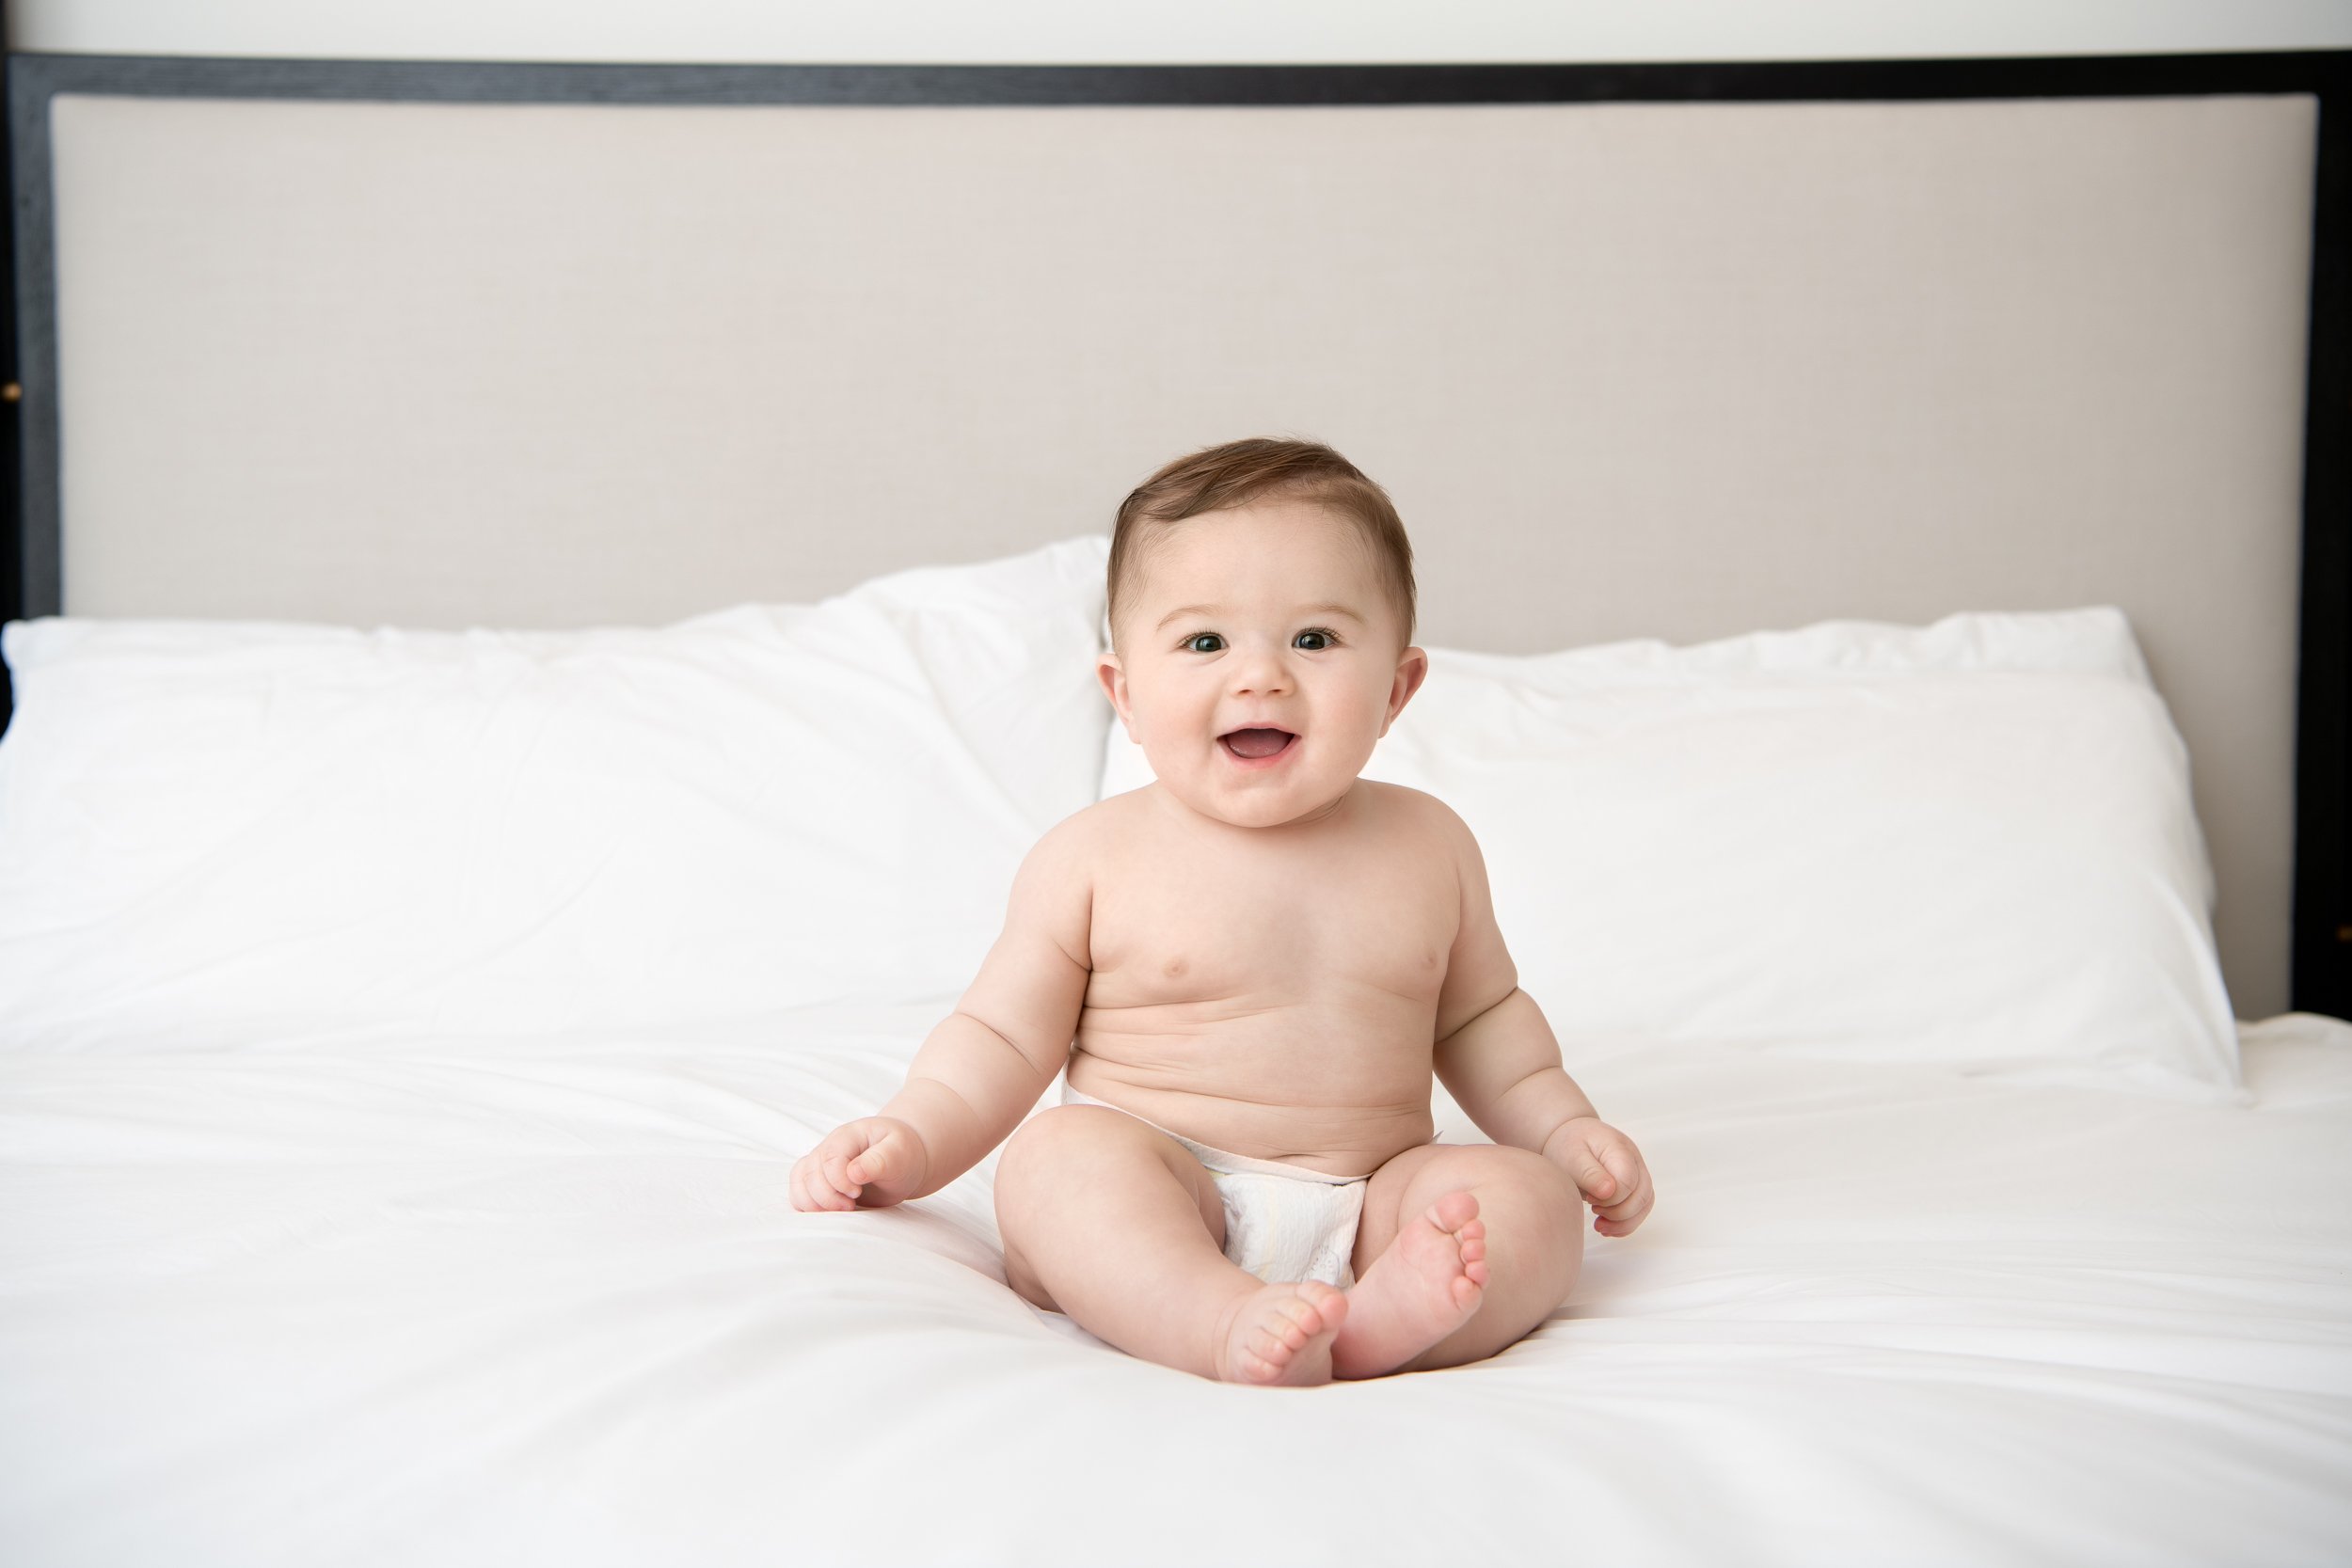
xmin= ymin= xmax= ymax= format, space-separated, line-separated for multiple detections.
xmin=4 ymin=1011 xmax=2350 ymax=1567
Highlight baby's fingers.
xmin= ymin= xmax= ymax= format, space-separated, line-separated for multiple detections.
xmin=1575 ymin=1131 xmax=1648 ymax=1209
xmin=1571 ymin=1152 xmax=1619 ymax=1206
xmin=821 ymin=1147 xmax=864 ymax=1202
xmin=1594 ymin=1167 xmax=1655 ymax=1236
xmin=1596 ymin=1145 xmax=1643 ymax=1205
xmin=790 ymin=1152 xmax=848 ymax=1212
xmin=856 ymin=1124 xmax=930 ymax=1195
xmin=845 ymin=1142 xmax=887 ymax=1185
xmin=844 ymin=1136 xmax=901 ymax=1191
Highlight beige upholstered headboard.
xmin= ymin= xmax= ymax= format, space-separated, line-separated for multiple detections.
xmin=8 ymin=55 xmax=2344 ymax=1021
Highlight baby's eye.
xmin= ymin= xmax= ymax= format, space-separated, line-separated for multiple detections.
xmin=1294 ymin=628 xmax=1338 ymax=651
xmin=1184 ymin=632 xmax=1224 ymax=654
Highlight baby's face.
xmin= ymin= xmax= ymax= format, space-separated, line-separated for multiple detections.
xmin=1099 ymin=499 xmax=1427 ymax=830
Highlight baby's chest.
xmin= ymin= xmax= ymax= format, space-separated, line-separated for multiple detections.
xmin=1089 ymin=856 xmax=1456 ymax=1006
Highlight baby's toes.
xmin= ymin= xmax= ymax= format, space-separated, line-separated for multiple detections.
xmin=1222 ymin=1285 xmax=1343 ymax=1386
xmin=1268 ymin=1283 xmax=1349 ymax=1346
xmin=1259 ymin=1312 xmax=1310 ymax=1354
xmin=1243 ymin=1336 xmax=1290 ymax=1379
xmin=1429 ymin=1188 xmax=1481 ymax=1235
xmin=1287 ymin=1280 xmax=1348 ymax=1335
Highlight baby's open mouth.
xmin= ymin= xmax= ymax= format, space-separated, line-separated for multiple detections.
xmin=1219 ymin=727 xmax=1296 ymax=760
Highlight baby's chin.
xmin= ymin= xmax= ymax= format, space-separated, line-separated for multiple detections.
xmin=1155 ymin=774 xmax=1358 ymax=831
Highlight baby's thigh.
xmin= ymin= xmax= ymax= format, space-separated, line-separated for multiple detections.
xmin=993 ymin=1105 xmax=1226 ymax=1309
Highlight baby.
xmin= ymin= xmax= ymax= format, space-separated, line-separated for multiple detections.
xmin=790 ymin=436 xmax=1653 ymax=1385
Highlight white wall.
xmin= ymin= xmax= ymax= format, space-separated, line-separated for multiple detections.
xmin=10 ymin=0 xmax=2352 ymax=63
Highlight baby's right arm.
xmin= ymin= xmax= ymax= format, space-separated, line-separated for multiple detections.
xmin=788 ymin=814 xmax=1093 ymax=1212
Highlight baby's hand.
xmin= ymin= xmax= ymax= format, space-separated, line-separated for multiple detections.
xmin=790 ymin=1117 xmax=931 ymax=1212
xmin=1544 ymin=1117 xmax=1655 ymax=1238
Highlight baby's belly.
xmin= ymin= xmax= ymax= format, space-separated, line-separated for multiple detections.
xmin=1066 ymin=1000 xmax=1438 ymax=1179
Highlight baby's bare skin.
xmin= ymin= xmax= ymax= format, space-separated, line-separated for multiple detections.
xmin=790 ymin=497 xmax=1654 ymax=1384
xmin=1074 ymin=777 xmax=1452 ymax=1177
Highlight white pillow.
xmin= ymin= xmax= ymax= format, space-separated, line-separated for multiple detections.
xmin=1102 ymin=607 xmax=2243 ymax=1098
xmin=0 ymin=534 xmax=1114 ymax=1051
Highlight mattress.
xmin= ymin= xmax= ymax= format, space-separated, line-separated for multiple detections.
xmin=4 ymin=1006 xmax=2347 ymax=1566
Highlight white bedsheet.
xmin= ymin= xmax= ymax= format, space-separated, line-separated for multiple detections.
xmin=4 ymin=1010 xmax=2349 ymax=1566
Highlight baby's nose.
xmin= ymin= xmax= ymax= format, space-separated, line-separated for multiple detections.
xmin=1229 ymin=661 xmax=1290 ymax=696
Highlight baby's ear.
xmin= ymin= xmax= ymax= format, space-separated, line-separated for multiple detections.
xmin=1095 ymin=652 xmax=1134 ymax=731
xmin=1382 ymin=646 xmax=1431 ymax=731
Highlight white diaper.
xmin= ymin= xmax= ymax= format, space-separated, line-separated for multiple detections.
xmin=1059 ymin=1083 xmax=1370 ymax=1289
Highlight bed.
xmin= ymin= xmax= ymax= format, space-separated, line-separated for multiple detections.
xmin=3 ymin=48 xmax=2349 ymax=1567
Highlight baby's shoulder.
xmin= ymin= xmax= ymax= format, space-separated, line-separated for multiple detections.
xmin=999 ymin=805 xmax=1115 ymax=934
xmin=1358 ymin=779 xmax=1470 ymax=836
xmin=1059 ymin=787 xmax=1145 ymax=835
xmin=1031 ymin=791 xmax=1146 ymax=869
xmin=1355 ymin=781 xmax=1481 ymax=870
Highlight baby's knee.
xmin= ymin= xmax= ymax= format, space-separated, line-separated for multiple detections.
xmin=993 ymin=1105 xmax=1121 ymax=1201
xmin=1472 ymin=1145 xmax=1587 ymax=1232
xmin=1465 ymin=1148 xmax=1586 ymax=1305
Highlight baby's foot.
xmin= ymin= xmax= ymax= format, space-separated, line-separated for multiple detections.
xmin=1329 ymin=1189 xmax=1487 ymax=1380
xmin=1213 ymin=1280 xmax=1350 ymax=1386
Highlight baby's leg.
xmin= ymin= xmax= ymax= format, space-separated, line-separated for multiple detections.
xmin=1331 ymin=1142 xmax=1582 ymax=1379
xmin=996 ymin=1105 xmax=1348 ymax=1385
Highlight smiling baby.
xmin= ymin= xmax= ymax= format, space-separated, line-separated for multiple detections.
xmin=790 ymin=436 xmax=1653 ymax=1384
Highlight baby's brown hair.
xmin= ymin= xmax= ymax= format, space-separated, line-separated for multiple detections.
xmin=1108 ymin=436 xmax=1418 ymax=651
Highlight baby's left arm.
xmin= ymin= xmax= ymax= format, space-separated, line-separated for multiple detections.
xmin=1427 ymin=802 xmax=1655 ymax=1237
